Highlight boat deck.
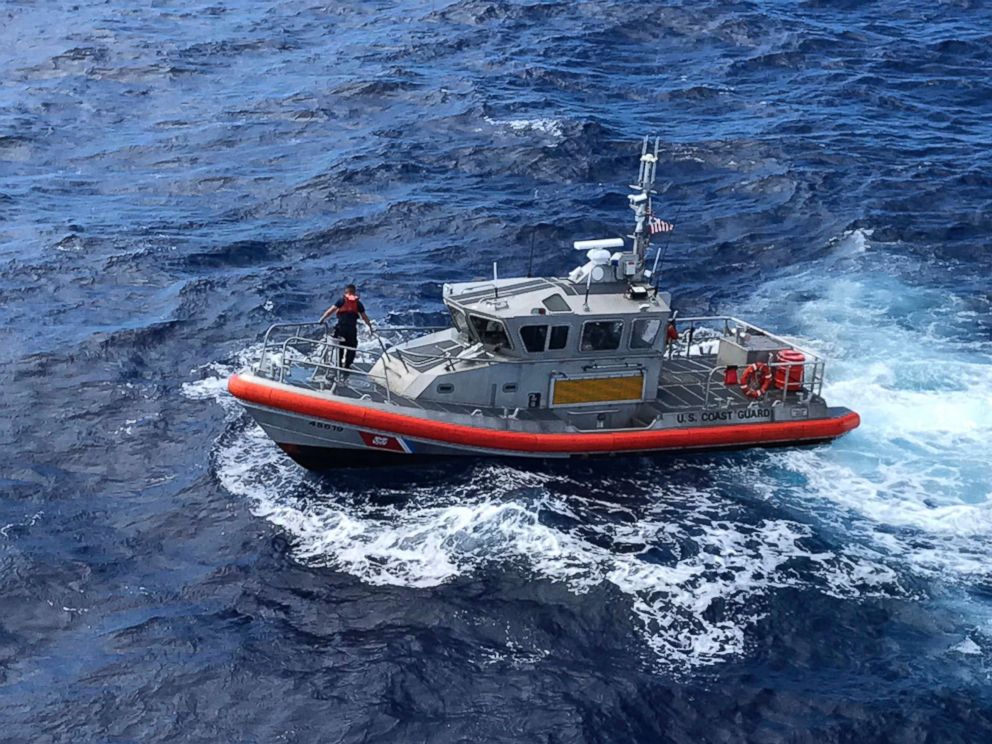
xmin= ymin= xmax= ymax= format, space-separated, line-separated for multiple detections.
xmin=272 ymin=351 xmax=806 ymax=429
xmin=660 ymin=355 xmax=761 ymax=408
xmin=398 ymin=338 xmax=468 ymax=371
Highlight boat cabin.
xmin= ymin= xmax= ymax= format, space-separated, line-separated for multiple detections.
xmin=371 ymin=271 xmax=673 ymax=420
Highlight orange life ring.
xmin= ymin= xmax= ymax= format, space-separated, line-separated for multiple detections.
xmin=740 ymin=362 xmax=772 ymax=399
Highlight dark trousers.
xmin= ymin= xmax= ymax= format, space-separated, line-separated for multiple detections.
xmin=333 ymin=325 xmax=358 ymax=369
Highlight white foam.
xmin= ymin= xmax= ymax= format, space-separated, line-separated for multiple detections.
xmin=181 ymin=346 xmax=263 ymax=413
xmin=745 ymin=228 xmax=992 ymax=581
xmin=831 ymin=227 xmax=872 ymax=257
xmin=952 ymin=637 xmax=982 ymax=655
xmin=204 ymin=397 xmax=898 ymax=670
xmin=485 ymin=116 xmax=564 ymax=138
xmin=0 ymin=511 xmax=44 ymax=539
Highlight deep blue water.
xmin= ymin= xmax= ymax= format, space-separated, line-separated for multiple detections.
xmin=2 ymin=1 xmax=992 ymax=741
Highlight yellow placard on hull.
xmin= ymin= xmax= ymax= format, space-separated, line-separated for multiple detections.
xmin=552 ymin=374 xmax=644 ymax=406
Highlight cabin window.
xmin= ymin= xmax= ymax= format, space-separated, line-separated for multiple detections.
xmin=469 ymin=314 xmax=512 ymax=349
xmin=519 ymin=325 xmax=548 ymax=353
xmin=548 ymin=325 xmax=569 ymax=350
xmin=450 ymin=307 xmax=469 ymax=336
xmin=437 ymin=383 xmax=454 ymax=394
xmin=631 ymin=318 xmax=661 ymax=349
xmin=502 ymin=383 xmax=517 ymax=393
xmin=542 ymin=294 xmax=570 ymax=312
xmin=580 ymin=320 xmax=623 ymax=351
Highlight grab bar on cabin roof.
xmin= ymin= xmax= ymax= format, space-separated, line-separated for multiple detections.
xmin=372 ymin=325 xmax=448 ymax=333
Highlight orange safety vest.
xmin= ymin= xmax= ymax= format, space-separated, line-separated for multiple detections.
xmin=339 ymin=293 xmax=361 ymax=314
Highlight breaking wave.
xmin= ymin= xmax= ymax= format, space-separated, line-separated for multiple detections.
xmin=484 ymin=117 xmax=566 ymax=138
xmin=747 ymin=228 xmax=992 ymax=581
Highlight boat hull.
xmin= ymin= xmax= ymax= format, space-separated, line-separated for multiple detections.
xmin=228 ymin=373 xmax=860 ymax=470
xmin=273 ymin=437 xmax=846 ymax=470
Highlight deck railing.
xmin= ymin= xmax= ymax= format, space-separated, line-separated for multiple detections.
xmin=660 ymin=315 xmax=825 ymax=407
xmin=253 ymin=322 xmax=445 ymax=404
xmin=667 ymin=315 xmax=822 ymax=363
xmin=253 ymin=315 xmax=827 ymax=410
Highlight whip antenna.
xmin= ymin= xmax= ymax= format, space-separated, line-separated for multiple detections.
xmin=526 ymin=227 xmax=537 ymax=278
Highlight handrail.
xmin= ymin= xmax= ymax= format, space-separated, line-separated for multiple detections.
xmin=672 ymin=315 xmax=823 ymax=363
xmin=259 ymin=316 xmax=825 ymax=375
xmin=389 ymin=346 xmax=498 ymax=366
xmin=260 ymin=321 xmax=444 ymax=348
xmin=373 ymin=325 xmax=450 ymax=373
xmin=254 ymin=321 xmax=446 ymax=376
xmin=281 ymin=335 xmax=383 ymax=365
xmin=261 ymin=321 xmax=326 ymax=348
xmin=252 ymin=316 xmax=827 ymax=412
xmin=672 ymin=359 xmax=825 ymax=408
xmin=279 ymin=335 xmax=394 ymax=403
xmin=373 ymin=325 xmax=448 ymax=334
xmin=373 ymin=335 xmax=394 ymax=394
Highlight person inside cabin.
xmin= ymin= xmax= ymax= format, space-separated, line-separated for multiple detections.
xmin=319 ymin=283 xmax=373 ymax=370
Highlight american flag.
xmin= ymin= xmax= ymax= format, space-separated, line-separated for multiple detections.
xmin=649 ymin=217 xmax=674 ymax=234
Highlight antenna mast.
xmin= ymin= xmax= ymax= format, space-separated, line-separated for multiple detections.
xmin=628 ymin=136 xmax=659 ymax=276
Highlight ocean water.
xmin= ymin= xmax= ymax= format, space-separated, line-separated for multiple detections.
xmin=2 ymin=1 xmax=991 ymax=741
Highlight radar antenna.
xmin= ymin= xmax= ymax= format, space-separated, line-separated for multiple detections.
xmin=567 ymin=137 xmax=665 ymax=289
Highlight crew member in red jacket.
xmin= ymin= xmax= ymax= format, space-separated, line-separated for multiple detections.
xmin=319 ymin=284 xmax=373 ymax=369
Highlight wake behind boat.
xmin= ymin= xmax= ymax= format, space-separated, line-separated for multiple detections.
xmin=228 ymin=139 xmax=859 ymax=469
